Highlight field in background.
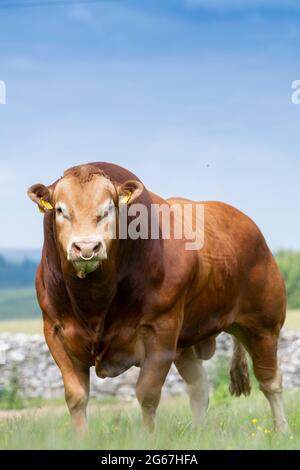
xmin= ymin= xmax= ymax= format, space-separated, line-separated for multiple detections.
xmin=0 ymin=288 xmax=39 ymax=321
xmin=0 ymin=319 xmax=43 ymax=334
xmin=0 ymin=310 xmax=299 ymax=335
xmin=0 ymin=304 xmax=299 ymax=450
xmin=284 ymin=310 xmax=300 ymax=330
xmin=0 ymin=391 xmax=299 ymax=450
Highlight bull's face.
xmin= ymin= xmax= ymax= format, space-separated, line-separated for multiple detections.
xmin=27 ymin=174 xmax=143 ymax=278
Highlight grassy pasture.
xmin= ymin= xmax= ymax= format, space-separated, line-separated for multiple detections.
xmin=0 ymin=288 xmax=39 ymax=321
xmin=0 ymin=391 xmax=299 ymax=450
xmin=0 ymin=295 xmax=299 ymax=449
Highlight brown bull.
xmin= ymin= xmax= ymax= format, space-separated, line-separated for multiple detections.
xmin=27 ymin=162 xmax=288 ymax=434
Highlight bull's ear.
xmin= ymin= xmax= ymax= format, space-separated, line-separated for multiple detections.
xmin=118 ymin=180 xmax=144 ymax=205
xmin=27 ymin=184 xmax=53 ymax=213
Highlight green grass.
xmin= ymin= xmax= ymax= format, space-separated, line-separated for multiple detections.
xmin=0 ymin=391 xmax=299 ymax=450
xmin=0 ymin=314 xmax=299 ymax=449
xmin=0 ymin=359 xmax=297 ymax=450
xmin=0 ymin=300 xmax=298 ymax=450
xmin=0 ymin=288 xmax=40 ymax=321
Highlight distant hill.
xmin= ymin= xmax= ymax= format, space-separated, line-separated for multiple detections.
xmin=0 ymin=249 xmax=41 ymax=263
xmin=0 ymin=252 xmax=40 ymax=319
xmin=0 ymin=288 xmax=40 ymax=320
xmin=0 ymin=256 xmax=38 ymax=289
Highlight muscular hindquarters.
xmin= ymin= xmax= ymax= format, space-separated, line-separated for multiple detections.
xmin=228 ymin=253 xmax=286 ymax=395
xmin=236 ymin=253 xmax=286 ymax=336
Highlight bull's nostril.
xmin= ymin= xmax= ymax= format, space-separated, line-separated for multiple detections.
xmin=94 ymin=242 xmax=101 ymax=253
xmin=73 ymin=243 xmax=81 ymax=253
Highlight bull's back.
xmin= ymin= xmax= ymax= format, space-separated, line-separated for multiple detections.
xmin=166 ymin=198 xmax=269 ymax=264
xmin=166 ymin=199 xmax=285 ymax=345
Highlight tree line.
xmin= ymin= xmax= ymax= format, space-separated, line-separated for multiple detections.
xmin=276 ymin=250 xmax=300 ymax=309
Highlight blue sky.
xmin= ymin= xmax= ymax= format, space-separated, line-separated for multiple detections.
xmin=0 ymin=0 xmax=299 ymax=250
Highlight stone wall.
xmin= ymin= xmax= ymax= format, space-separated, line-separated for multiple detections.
xmin=0 ymin=329 xmax=299 ymax=401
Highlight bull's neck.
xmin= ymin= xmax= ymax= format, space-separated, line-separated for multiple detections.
xmin=65 ymin=265 xmax=116 ymax=312
xmin=43 ymin=203 xmax=165 ymax=322
xmin=65 ymin=237 xmax=163 ymax=320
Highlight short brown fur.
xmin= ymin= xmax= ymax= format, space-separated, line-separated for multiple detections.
xmin=28 ymin=162 xmax=289 ymax=434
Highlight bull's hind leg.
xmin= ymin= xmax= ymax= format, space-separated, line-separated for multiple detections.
xmin=174 ymin=347 xmax=209 ymax=428
xmin=242 ymin=329 xmax=289 ymax=433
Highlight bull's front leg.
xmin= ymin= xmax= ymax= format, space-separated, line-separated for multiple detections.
xmin=62 ymin=362 xmax=90 ymax=435
xmin=136 ymin=313 xmax=182 ymax=432
xmin=44 ymin=320 xmax=90 ymax=435
xmin=136 ymin=349 xmax=175 ymax=431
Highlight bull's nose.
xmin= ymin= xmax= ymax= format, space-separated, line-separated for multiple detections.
xmin=72 ymin=241 xmax=102 ymax=260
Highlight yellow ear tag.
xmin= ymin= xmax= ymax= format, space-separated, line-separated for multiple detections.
xmin=39 ymin=198 xmax=53 ymax=213
xmin=119 ymin=192 xmax=132 ymax=204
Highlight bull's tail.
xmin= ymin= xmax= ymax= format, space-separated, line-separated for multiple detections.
xmin=229 ymin=337 xmax=251 ymax=397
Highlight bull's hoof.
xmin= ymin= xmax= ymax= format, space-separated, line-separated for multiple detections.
xmin=274 ymin=420 xmax=291 ymax=434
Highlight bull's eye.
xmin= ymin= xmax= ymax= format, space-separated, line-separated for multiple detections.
xmin=97 ymin=210 xmax=109 ymax=222
xmin=55 ymin=203 xmax=69 ymax=220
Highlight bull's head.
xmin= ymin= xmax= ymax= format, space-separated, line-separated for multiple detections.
xmin=27 ymin=172 xmax=144 ymax=278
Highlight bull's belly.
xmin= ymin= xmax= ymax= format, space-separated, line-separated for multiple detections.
xmin=178 ymin=321 xmax=220 ymax=349
xmin=178 ymin=304 xmax=236 ymax=348
xmin=60 ymin=332 xmax=140 ymax=377
xmin=176 ymin=320 xmax=219 ymax=360
xmin=54 ymin=316 xmax=143 ymax=376
xmin=177 ymin=300 xmax=241 ymax=360
xmin=56 ymin=300 xmax=237 ymax=376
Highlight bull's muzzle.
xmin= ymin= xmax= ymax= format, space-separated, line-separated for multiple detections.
xmin=71 ymin=240 xmax=102 ymax=260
